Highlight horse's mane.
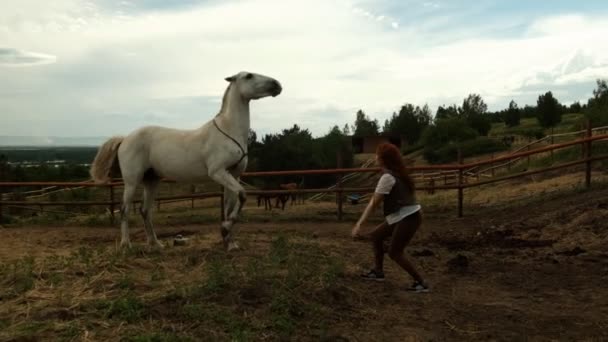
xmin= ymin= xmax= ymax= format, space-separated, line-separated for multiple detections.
xmin=215 ymin=82 xmax=233 ymax=117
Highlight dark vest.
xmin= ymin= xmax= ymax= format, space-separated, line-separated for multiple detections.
xmin=382 ymin=169 xmax=417 ymax=216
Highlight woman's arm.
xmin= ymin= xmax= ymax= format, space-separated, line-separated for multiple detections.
xmin=352 ymin=192 xmax=383 ymax=238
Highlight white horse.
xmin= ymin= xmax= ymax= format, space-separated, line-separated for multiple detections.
xmin=89 ymin=71 xmax=282 ymax=251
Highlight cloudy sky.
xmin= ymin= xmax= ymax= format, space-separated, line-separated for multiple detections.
xmin=1 ymin=0 xmax=608 ymax=141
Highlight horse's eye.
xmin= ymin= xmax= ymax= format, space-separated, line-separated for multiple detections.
xmin=245 ymin=73 xmax=253 ymax=79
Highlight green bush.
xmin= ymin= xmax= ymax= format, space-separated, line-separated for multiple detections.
xmin=401 ymin=143 xmax=424 ymax=156
xmin=424 ymin=137 xmax=508 ymax=164
xmin=519 ymin=127 xmax=545 ymax=140
xmin=421 ymin=118 xmax=479 ymax=149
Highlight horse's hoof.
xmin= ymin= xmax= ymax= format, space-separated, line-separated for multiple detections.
xmin=173 ymin=235 xmax=188 ymax=246
xmin=227 ymin=241 xmax=240 ymax=252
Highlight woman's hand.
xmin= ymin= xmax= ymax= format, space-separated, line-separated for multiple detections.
xmin=351 ymin=224 xmax=365 ymax=241
xmin=352 ymin=193 xmax=382 ymax=241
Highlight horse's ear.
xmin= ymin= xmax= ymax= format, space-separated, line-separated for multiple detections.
xmin=225 ymin=75 xmax=236 ymax=82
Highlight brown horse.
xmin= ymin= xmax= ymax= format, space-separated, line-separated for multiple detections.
xmin=257 ymin=182 xmax=289 ymax=211
xmin=279 ymin=181 xmax=304 ymax=205
xmin=257 ymin=193 xmax=288 ymax=211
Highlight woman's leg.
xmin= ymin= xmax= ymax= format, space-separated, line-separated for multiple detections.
xmin=386 ymin=211 xmax=425 ymax=284
xmin=365 ymin=221 xmax=393 ymax=272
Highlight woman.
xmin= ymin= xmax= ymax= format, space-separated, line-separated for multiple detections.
xmin=351 ymin=143 xmax=429 ymax=292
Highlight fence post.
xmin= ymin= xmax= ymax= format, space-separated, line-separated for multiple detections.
xmin=457 ymin=148 xmax=464 ymax=218
xmin=109 ymin=184 xmax=115 ymax=225
xmin=581 ymin=123 xmax=586 ymax=157
xmin=337 ymin=152 xmax=343 ymax=221
xmin=586 ymin=120 xmax=592 ymax=188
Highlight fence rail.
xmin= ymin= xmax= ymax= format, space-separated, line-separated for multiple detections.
xmin=415 ymin=124 xmax=608 ymax=184
xmin=1 ymin=129 xmax=607 ymax=222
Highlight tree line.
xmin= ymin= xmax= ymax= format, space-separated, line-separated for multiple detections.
xmin=1 ymin=79 xmax=606 ymax=184
xmin=345 ymin=79 xmax=607 ymax=163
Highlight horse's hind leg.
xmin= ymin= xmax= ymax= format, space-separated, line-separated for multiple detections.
xmin=120 ymin=183 xmax=137 ymax=249
xmin=141 ymin=178 xmax=163 ymax=249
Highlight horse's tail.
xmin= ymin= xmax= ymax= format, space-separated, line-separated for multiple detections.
xmin=90 ymin=136 xmax=124 ymax=184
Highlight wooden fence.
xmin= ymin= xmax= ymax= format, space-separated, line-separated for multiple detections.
xmin=1 ymin=130 xmax=607 ymax=222
xmin=412 ymin=124 xmax=608 ymax=186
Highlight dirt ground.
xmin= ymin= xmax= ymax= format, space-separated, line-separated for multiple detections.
xmin=1 ymin=186 xmax=608 ymax=341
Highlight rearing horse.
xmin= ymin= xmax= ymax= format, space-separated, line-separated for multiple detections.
xmin=89 ymin=71 xmax=282 ymax=251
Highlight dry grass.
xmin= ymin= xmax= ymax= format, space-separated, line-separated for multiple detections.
xmin=2 ymin=182 xmax=608 ymax=340
xmin=0 ymin=232 xmax=360 ymax=341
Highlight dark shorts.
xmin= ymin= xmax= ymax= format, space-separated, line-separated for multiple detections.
xmin=369 ymin=210 xmax=422 ymax=255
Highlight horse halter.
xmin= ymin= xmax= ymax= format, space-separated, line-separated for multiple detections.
xmin=213 ymin=119 xmax=248 ymax=170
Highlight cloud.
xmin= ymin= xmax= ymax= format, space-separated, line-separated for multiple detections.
xmin=0 ymin=48 xmax=56 ymax=66
xmin=352 ymin=5 xmax=400 ymax=30
xmin=1 ymin=1 xmax=608 ymax=139
xmin=423 ymin=1 xmax=440 ymax=9
xmin=512 ymin=49 xmax=608 ymax=105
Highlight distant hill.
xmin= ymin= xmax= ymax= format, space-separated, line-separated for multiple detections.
xmin=0 ymin=136 xmax=107 ymax=147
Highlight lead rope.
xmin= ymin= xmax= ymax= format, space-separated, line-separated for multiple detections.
xmin=213 ymin=119 xmax=248 ymax=170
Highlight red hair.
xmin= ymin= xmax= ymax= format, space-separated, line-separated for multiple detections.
xmin=376 ymin=143 xmax=415 ymax=191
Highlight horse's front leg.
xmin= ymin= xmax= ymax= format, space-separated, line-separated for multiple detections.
xmin=208 ymin=168 xmax=246 ymax=251
xmin=222 ymin=187 xmax=242 ymax=251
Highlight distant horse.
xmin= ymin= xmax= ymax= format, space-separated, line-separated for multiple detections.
xmin=257 ymin=182 xmax=289 ymax=211
xmin=279 ymin=182 xmax=302 ymax=206
xmin=257 ymin=193 xmax=289 ymax=211
xmin=89 ymin=71 xmax=282 ymax=251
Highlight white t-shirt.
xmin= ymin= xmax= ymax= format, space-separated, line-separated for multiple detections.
xmin=375 ymin=173 xmax=421 ymax=225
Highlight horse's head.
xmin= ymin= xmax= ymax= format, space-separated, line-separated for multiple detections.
xmin=225 ymin=71 xmax=282 ymax=100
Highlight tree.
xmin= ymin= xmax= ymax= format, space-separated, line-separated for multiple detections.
xmin=248 ymin=129 xmax=258 ymax=147
xmin=253 ymin=124 xmax=318 ymax=185
xmin=0 ymin=154 xmax=8 ymax=182
xmin=421 ymin=117 xmax=478 ymax=163
xmin=382 ymin=118 xmax=391 ymax=133
xmin=246 ymin=129 xmax=264 ymax=172
xmin=13 ymin=165 xmax=27 ymax=182
xmin=569 ymin=101 xmax=583 ymax=113
xmin=459 ymin=94 xmax=488 ymax=117
xmin=435 ymin=105 xmax=458 ymax=120
xmin=417 ymin=104 xmax=433 ymax=127
xmin=536 ymin=91 xmax=562 ymax=128
xmin=313 ymin=125 xmax=354 ymax=169
xmin=586 ymin=79 xmax=608 ymax=126
xmin=251 ymin=123 xmax=354 ymax=187
xmin=383 ymin=103 xmax=432 ymax=145
xmin=503 ymin=100 xmax=521 ymax=127
xmin=460 ymin=94 xmax=491 ymax=136
xmin=522 ymin=105 xmax=537 ymax=118
xmin=342 ymin=124 xmax=351 ymax=136
xmin=353 ymin=109 xmax=379 ymax=136
xmin=421 ymin=118 xmax=478 ymax=148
